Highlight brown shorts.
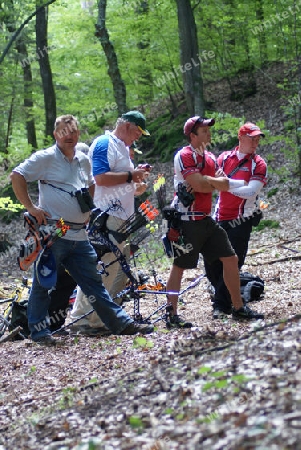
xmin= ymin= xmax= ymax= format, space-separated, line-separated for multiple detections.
xmin=172 ymin=216 xmax=235 ymax=269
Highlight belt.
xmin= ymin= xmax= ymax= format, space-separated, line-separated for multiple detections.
xmin=47 ymin=219 xmax=86 ymax=230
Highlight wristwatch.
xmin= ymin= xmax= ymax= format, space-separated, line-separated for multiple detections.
xmin=126 ymin=171 xmax=133 ymax=183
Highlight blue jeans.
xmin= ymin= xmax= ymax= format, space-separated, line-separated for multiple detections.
xmin=27 ymin=238 xmax=133 ymax=340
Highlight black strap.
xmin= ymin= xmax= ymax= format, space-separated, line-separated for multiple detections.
xmin=40 ymin=180 xmax=74 ymax=196
xmin=227 ymin=156 xmax=250 ymax=178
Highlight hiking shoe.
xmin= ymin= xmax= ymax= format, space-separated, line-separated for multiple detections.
xmin=120 ymin=322 xmax=154 ymax=335
xmin=213 ymin=307 xmax=232 ymax=320
xmin=232 ymin=305 xmax=264 ymax=320
xmin=166 ymin=314 xmax=193 ymax=329
xmin=34 ymin=335 xmax=56 ymax=346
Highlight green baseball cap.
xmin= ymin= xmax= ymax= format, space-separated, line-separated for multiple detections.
xmin=122 ymin=110 xmax=150 ymax=136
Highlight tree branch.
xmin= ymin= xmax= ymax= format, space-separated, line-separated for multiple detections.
xmin=0 ymin=0 xmax=57 ymax=66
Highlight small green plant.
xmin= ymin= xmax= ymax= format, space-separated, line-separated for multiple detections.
xmin=129 ymin=415 xmax=144 ymax=429
xmin=253 ymin=219 xmax=280 ymax=232
xmin=89 ymin=377 xmax=98 ymax=384
xmin=197 ymin=366 xmax=212 ymax=375
xmin=132 ymin=336 xmax=154 ymax=349
xmin=267 ymin=187 xmax=278 ymax=198
xmin=26 ymin=366 xmax=37 ymax=377
xmin=58 ymin=386 xmax=78 ymax=408
xmin=134 ymin=239 xmax=170 ymax=271
xmin=198 ymin=366 xmax=250 ymax=393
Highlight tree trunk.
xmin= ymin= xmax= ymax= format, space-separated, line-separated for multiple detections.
xmin=297 ymin=55 xmax=301 ymax=185
xmin=36 ymin=3 xmax=56 ymax=141
xmin=255 ymin=0 xmax=267 ymax=64
xmin=175 ymin=0 xmax=204 ymax=116
xmin=15 ymin=38 xmax=38 ymax=150
xmin=135 ymin=1 xmax=154 ymax=104
xmin=95 ymin=0 xmax=127 ymax=115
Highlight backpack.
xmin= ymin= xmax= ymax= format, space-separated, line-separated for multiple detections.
xmin=240 ymin=272 xmax=264 ymax=302
xmin=10 ymin=300 xmax=30 ymax=339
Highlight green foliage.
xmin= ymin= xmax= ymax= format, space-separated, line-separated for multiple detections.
xmin=58 ymin=386 xmax=78 ymax=409
xmin=134 ymin=238 xmax=170 ymax=271
xmin=128 ymin=415 xmax=144 ymax=430
xmin=143 ymin=112 xmax=187 ymax=163
xmin=197 ymin=366 xmax=212 ymax=375
xmin=132 ymin=336 xmax=154 ymax=349
xmin=253 ymin=219 xmax=280 ymax=232
xmin=199 ymin=366 xmax=250 ymax=393
xmin=267 ymin=187 xmax=279 ymax=198
xmin=25 ymin=366 xmax=37 ymax=377
xmin=0 ymin=197 xmax=24 ymax=223
xmin=1 ymin=0 xmax=301 ymax=172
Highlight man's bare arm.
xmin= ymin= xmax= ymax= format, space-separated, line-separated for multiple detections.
xmin=10 ymin=171 xmax=35 ymax=210
xmin=95 ymin=169 xmax=146 ymax=187
xmin=203 ymin=175 xmax=230 ymax=192
xmin=88 ymin=183 xmax=95 ymax=199
xmin=185 ymin=173 xmax=215 ymax=193
xmin=10 ymin=171 xmax=49 ymax=224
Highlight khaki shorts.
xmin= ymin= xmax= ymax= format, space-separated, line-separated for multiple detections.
xmin=172 ymin=216 xmax=235 ymax=269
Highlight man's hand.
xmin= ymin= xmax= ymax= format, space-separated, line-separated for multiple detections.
xmin=27 ymin=206 xmax=51 ymax=225
xmin=132 ymin=168 xmax=148 ymax=183
xmin=215 ymin=168 xmax=226 ymax=178
xmin=137 ymin=163 xmax=152 ymax=172
xmin=204 ymin=175 xmax=230 ymax=192
xmin=185 ymin=173 xmax=215 ymax=193
xmin=134 ymin=182 xmax=147 ymax=196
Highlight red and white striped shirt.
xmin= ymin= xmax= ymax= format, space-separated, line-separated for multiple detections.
xmin=173 ymin=145 xmax=217 ymax=220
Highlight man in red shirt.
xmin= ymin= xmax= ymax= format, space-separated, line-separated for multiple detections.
xmin=165 ymin=117 xmax=264 ymax=328
xmin=205 ymin=122 xmax=267 ymax=319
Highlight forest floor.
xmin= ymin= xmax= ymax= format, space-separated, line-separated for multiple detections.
xmin=1 ymin=65 xmax=301 ymax=449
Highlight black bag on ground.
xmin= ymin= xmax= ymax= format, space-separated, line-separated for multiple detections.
xmin=10 ymin=300 xmax=30 ymax=339
xmin=240 ymin=272 xmax=264 ymax=302
xmin=251 ymin=209 xmax=263 ymax=227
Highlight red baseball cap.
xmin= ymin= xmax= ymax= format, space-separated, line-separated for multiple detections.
xmin=184 ymin=116 xmax=215 ymax=137
xmin=238 ymin=122 xmax=265 ymax=138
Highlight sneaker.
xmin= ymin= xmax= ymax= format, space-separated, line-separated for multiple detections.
xmin=69 ymin=325 xmax=111 ymax=336
xmin=213 ymin=307 xmax=232 ymax=320
xmin=166 ymin=314 xmax=193 ymax=329
xmin=232 ymin=305 xmax=264 ymax=320
xmin=120 ymin=322 xmax=154 ymax=335
xmin=34 ymin=335 xmax=56 ymax=346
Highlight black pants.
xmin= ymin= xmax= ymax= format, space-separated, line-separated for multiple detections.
xmin=204 ymin=217 xmax=253 ymax=311
xmin=48 ymin=265 xmax=77 ymax=331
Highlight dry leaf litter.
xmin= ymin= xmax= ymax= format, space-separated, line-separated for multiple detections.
xmin=1 ymin=69 xmax=301 ymax=449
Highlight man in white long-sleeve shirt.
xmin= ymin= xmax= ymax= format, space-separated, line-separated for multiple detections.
xmin=205 ymin=122 xmax=267 ymax=319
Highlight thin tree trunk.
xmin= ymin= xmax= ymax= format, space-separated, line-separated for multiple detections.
xmin=36 ymin=3 xmax=56 ymax=141
xmin=175 ymin=0 xmax=204 ymax=116
xmin=95 ymin=0 xmax=127 ymax=115
xmin=297 ymin=55 xmax=301 ymax=184
xmin=15 ymin=38 xmax=38 ymax=150
xmin=255 ymin=0 xmax=267 ymax=63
